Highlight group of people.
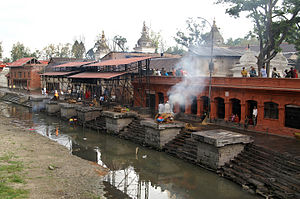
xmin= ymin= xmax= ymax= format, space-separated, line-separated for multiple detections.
xmin=284 ymin=67 xmax=298 ymax=78
xmin=241 ymin=66 xmax=298 ymax=78
xmin=152 ymin=67 xmax=188 ymax=77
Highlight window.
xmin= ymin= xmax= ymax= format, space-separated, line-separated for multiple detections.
xmin=24 ymin=72 xmax=26 ymax=78
xmin=264 ymin=102 xmax=278 ymax=119
xmin=18 ymin=72 xmax=22 ymax=78
xmin=14 ymin=72 xmax=16 ymax=77
xmin=28 ymin=72 xmax=30 ymax=78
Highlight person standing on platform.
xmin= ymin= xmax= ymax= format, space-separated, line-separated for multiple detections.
xmin=260 ymin=66 xmax=267 ymax=78
xmin=241 ymin=67 xmax=248 ymax=77
xmin=253 ymin=106 xmax=258 ymax=126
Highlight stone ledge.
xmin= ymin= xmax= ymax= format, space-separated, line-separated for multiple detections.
xmin=192 ymin=129 xmax=253 ymax=147
xmin=140 ymin=119 xmax=185 ymax=130
xmin=102 ymin=111 xmax=138 ymax=119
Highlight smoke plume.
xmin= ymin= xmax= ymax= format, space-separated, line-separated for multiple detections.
xmin=168 ymin=49 xmax=209 ymax=107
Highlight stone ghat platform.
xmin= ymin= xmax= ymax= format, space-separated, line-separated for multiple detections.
xmin=192 ymin=129 xmax=253 ymax=170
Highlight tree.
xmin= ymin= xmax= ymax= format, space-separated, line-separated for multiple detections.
xmin=112 ymin=35 xmax=128 ymax=52
xmin=174 ymin=17 xmax=208 ymax=48
xmin=225 ymin=33 xmax=259 ymax=46
xmin=11 ymin=42 xmax=32 ymax=61
xmin=150 ymin=30 xmax=162 ymax=53
xmin=42 ymin=43 xmax=72 ymax=59
xmin=72 ymin=40 xmax=85 ymax=59
xmin=216 ymin=0 xmax=300 ymax=76
xmin=165 ymin=45 xmax=186 ymax=55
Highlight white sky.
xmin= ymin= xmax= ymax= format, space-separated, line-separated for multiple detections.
xmin=0 ymin=0 xmax=253 ymax=58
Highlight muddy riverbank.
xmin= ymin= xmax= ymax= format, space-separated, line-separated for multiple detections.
xmin=0 ymin=110 xmax=108 ymax=199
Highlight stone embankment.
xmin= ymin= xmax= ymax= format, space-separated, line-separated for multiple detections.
xmin=0 ymin=89 xmax=299 ymax=199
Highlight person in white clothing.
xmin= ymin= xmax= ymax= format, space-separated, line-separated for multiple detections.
xmin=252 ymin=106 xmax=258 ymax=126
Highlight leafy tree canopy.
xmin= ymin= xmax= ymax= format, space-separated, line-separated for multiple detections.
xmin=174 ymin=17 xmax=209 ymax=48
xmin=11 ymin=42 xmax=37 ymax=61
xmin=72 ymin=40 xmax=85 ymax=59
xmin=165 ymin=45 xmax=187 ymax=55
xmin=216 ymin=0 xmax=300 ymax=75
xmin=112 ymin=35 xmax=128 ymax=52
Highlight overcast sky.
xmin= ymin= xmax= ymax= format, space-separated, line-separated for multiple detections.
xmin=1 ymin=0 xmax=253 ymax=58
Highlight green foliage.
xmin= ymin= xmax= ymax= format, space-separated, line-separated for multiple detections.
xmin=2 ymin=57 xmax=11 ymax=63
xmin=72 ymin=40 xmax=86 ymax=59
xmin=0 ymin=153 xmax=28 ymax=199
xmin=216 ymin=0 xmax=300 ymax=75
xmin=10 ymin=42 xmax=36 ymax=62
xmin=225 ymin=35 xmax=259 ymax=46
xmin=112 ymin=35 xmax=128 ymax=52
xmin=42 ymin=43 xmax=72 ymax=59
xmin=150 ymin=30 xmax=161 ymax=53
xmin=165 ymin=45 xmax=186 ymax=55
xmin=174 ymin=17 xmax=208 ymax=48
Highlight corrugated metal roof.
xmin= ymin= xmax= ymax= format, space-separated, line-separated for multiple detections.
xmin=40 ymin=71 xmax=76 ymax=76
xmin=54 ymin=61 xmax=95 ymax=68
xmin=68 ymin=72 xmax=127 ymax=79
xmin=88 ymin=57 xmax=151 ymax=67
xmin=8 ymin=57 xmax=37 ymax=67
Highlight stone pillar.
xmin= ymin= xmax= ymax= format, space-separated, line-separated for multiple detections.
xmin=197 ymin=98 xmax=204 ymax=116
xmin=257 ymin=103 xmax=264 ymax=127
xmin=185 ymin=102 xmax=191 ymax=114
xmin=224 ymin=100 xmax=231 ymax=121
xmin=210 ymin=100 xmax=217 ymax=120
xmin=240 ymin=103 xmax=246 ymax=124
xmin=155 ymin=93 xmax=159 ymax=110
xmin=278 ymin=105 xmax=285 ymax=127
xmin=174 ymin=103 xmax=180 ymax=113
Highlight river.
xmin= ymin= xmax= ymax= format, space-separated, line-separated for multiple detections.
xmin=0 ymin=101 xmax=260 ymax=199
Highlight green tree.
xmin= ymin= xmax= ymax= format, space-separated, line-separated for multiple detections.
xmin=150 ymin=30 xmax=161 ymax=53
xmin=42 ymin=44 xmax=57 ymax=59
xmin=112 ymin=35 xmax=128 ymax=52
xmin=2 ymin=57 xmax=10 ymax=63
xmin=72 ymin=40 xmax=86 ymax=59
xmin=216 ymin=0 xmax=300 ymax=76
xmin=225 ymin=34 xmax=259 ymax=46
xmin=42 ymin=43 xmax=72 ymax=59
xmin=174 ymin=17 xmax=208 ymax=48
xmin=165 ymin=45 xmax=186 ymax=55
xmin=10 ymin=42 xmax=32 ymax=61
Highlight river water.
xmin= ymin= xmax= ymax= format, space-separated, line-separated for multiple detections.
xmin=1 ymin=101 xmax=260 ymax=199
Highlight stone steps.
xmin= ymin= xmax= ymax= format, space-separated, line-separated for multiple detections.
xmin=221 ymin=144 xmax=300 ymax=199
xmin=123 ymin=118 xmax=146 ymax=144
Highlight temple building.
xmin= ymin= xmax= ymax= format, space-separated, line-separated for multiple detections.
xmin=205 ymin=20 xmax=224 ymax=46
xmin=8 ymin=57 xmax=47 ymax=90
xmin=133 ymin=22 xmax=156 ymax=53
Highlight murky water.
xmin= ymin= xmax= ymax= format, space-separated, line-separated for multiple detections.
xmin=0 ymin=101 xmax=261 ymax=199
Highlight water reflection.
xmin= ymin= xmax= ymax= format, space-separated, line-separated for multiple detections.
xmin=0 ymin=101 xmax=260 ymax=199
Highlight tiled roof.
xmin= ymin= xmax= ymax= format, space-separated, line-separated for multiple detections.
xmin=88 ymin=57 xmax=151 ymax=67
xmin=190 ymin=46 xmax=242 ymax=57
xmin=8 ymin=57 xmax=38 ymax=67
xmin=54 ymin=61 xmax=95 ymax=68
xmin=39 ymin=60 xmax=49 ymax=65
xmin=101 ymin=52 xmax=181 ymax=61
xmin=40 ymin=71 xmax=76 ymax=76
xmin=68 ymin=72 xmax=127 ymax=79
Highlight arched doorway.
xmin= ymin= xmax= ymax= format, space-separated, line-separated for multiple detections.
xmin=201 ymin=96 xmax=209 ymax=114
xmin=158 ymin=92 xmax=164 ymax=104
xmin=191 ymin=96 xmax=197 ymax=115
xmin=285 ymin=104 xmax=300 ymax=129
xmin=246 ymin=100 xmax=257 ymax=125
xmin=215 ymin=97 xmax=225 ymax=119
xmin=231 ymin=98 xmax=241 ymax=121
xmin=180 ymin=103 xmax=186 ymax=113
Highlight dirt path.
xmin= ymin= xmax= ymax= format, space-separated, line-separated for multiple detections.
xmin=0 ymin=114 xmax=108 ymax=199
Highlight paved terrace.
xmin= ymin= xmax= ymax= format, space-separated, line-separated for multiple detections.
xmin=139 ymin=76 xmax=300 ymax=92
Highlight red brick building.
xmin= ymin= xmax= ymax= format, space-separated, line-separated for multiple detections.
xmin=8 ymin=57 xmax=47 ymax=90
xmin=133 ymin=76 xmax=300 ymax=138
